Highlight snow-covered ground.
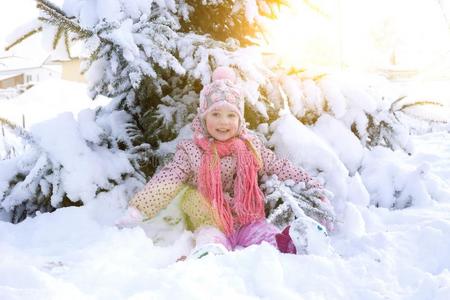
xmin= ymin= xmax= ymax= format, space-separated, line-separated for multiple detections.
xmin=1 ymin=79 xmax=450 ymax=299
xmin=0 ymin=132 xmax=449 ymax=300
xmin=0 ymin=79 xmax=110 ymax=128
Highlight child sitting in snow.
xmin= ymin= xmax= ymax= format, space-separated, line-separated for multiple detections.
xmin=117 ymin=66 xmax=331 ymax=257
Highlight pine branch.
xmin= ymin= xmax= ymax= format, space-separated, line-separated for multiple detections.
xmin=302 ymin=0 xmax=331 ymax=18
xmin=287 ymin=67 xmax=307 ymax=75
xmin=258 ymin=0 xmax=286 ymax=19
xmin=392 ymin=100 xmax=447 ymax=124
xmin=36 ymin=0 xmax=66 ymax=16
xmin=4 ymin=26 xmax=42 ymax=51
xmin=397 ymin=100 xmax=444 ymax=112
xmin=64 ymin=30 xmax=72 ymax=58
xmin=36 ymin=0 xmax=92 ymax=38
xmin=0 ymin=116 xmax=35 ymax=143
xmin=389 ymin=95 xmax=407 ymax=112
xmin=263 ymin=175 xmax=336 ymax=229
xmin=395 ymin=108 xmax=449 ymax=124
xmin=52 ymin=26 xmax=64 ymax=49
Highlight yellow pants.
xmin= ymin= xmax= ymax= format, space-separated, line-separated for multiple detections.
xmin=180 ymin=186 xmax=217 ymax=231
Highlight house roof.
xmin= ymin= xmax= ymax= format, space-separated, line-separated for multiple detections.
xmin=0 ymin=73 xmax=24 ymax=81
xmin=0 ymin=55 xmax=48 ymax=71
xmin=0 ymin=55 xmax=61 ymax=74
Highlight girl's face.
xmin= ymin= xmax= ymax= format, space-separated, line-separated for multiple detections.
xmin=204 ymin=107 xmax=240 ymax=141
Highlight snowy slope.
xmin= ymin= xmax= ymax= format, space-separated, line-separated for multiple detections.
xmin=0 ymin=133 xmax=450 ymax=300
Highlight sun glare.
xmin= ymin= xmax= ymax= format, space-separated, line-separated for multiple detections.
xmin=262 ymin=2 xmax=341 ymax=70
xmin=262 ymin=0 xmax=450 ymax=75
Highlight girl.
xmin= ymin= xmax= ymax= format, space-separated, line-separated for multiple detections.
xmin=116 ymin=67 xmax=329 ymax=257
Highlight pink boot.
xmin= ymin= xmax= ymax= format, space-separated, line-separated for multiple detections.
xmin=275 ymin=226 xmax=297 ymax=254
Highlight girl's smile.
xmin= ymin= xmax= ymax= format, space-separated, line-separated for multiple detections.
xmin=204 ymin=106 xmax=240 ymax=141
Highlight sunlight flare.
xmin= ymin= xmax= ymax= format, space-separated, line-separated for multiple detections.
xmin=262 ymin=0 xmax=450 ymax=74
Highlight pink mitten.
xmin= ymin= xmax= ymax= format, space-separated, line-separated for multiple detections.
xmin=115 ymin=206 xmax=144 ymax=229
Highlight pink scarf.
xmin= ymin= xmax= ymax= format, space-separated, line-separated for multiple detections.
xmin=195 ymin=137 xmax=265 ymax=236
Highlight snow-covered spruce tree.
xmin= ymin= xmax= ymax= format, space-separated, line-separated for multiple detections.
xmin=4 ymin=0 xmax=447 ymax=224
xmin=265 ymin=70 xmax=449 ymax=211
xmin=29 ymin=0 xmax=288 ymax=163
xmin=0 ymin=117 xmax=63 ymax=223
xmin=0 ymin=108 xmax=147 ymax=223
xmin=261 ymin=174 xmax=335 ymax=230
xmin=2 ymin=0 xmax=289 ymax=222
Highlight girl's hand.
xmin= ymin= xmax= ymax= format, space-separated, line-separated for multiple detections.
xmin=176 ymin=255 xmax=187 ymax=262
xmin=319 ymin=195 xmax=330 ymax=204
xmin=115 ymin=206 xmax=144 ymax=229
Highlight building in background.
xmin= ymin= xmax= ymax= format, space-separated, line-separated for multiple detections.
xmin=0 ymin=73 xmax=25 ymax=89
xmin=0 ymin=55 xmax=61 ymax=89
xmin=0 ymin=53 xmax=86 ymax=100
xmin=52 ymin=57 xmax=85 ymax=83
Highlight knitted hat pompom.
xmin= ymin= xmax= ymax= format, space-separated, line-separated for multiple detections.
xmin=212 ymin=66 xmax=237 ymax=83
xmin=198 ymin=66 xmax=242 ymax=117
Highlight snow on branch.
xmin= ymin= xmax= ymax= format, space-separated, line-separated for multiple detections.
xmin=5 ymin=22 xmax=42 ymax=52
xmin=0 ymin=117 xmax=36 ymax=146
xmin=36 ymin=0 xmax=92 ymax=38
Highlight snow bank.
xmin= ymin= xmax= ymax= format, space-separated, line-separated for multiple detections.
xmin=0 ymin=79 xmax=110 ymax=128
xmin=2 ymin=188 xmax=450 ymax=299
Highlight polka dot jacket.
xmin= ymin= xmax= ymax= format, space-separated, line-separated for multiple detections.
xmin=129 ymin=136 xmax=322 ymax=219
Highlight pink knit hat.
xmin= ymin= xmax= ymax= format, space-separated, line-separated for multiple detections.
xmin=198 ymin=66 xmax=244 ymax=121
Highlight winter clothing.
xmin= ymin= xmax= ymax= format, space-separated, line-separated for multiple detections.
xmin=275 ymin=226 xmax=297 ymax=254
xmin=129 ymin=134 xmax=322 ymax=231
xmin=115 ymin=206 xmax=144 ymax=229
xmin=127 ymin=66 xmax=324 ymax=254
xmin=199 ymin=66 xmax=244 ymax=122
xmin=180 ymin=186 xmax=216 ymax=231
xmin=189 ymin=242 xmax=229 ymax=259
xmin=197 ymin=66 xmax=247 ymax=139
xmin=194 ymin=220 xmax=279 ymax=251
xmin=195 ymin=135 xmax=265 ymax=236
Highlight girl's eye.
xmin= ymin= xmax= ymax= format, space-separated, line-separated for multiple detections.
xmin=212 ymin=112 xmax=220 ymax=117
xmin=228 ymin=113 xmax=237 ymax=118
